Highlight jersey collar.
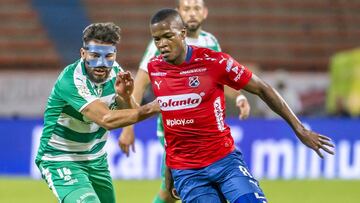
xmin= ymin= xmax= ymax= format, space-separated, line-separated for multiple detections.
xmin=185 ymin=45 xmax=193 ymax=63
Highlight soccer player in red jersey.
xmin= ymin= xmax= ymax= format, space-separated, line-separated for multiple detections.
xmin=147 ymin=9 xmax=335 ymax=203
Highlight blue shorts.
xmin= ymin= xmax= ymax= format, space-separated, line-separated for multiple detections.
xmin=171 ymin=150 xmax=265 ymax=203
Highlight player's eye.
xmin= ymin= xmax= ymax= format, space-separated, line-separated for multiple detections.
xmin=165 ymin=34 xmax=174 ymax=39
xmin=89 ymin=53 xmax=100 ymax=58
xmin=106 ymin=53 xmax=115 ymax=58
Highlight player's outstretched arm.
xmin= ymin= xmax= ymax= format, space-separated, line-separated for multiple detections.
xmin=242 ymin=73 xmax=335 ymax=158
xmin=81 ymin=99 xmax=160 ymax=130
xmin=119 ymin=69 xmax=151 ymax=156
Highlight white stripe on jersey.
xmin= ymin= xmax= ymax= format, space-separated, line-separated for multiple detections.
xmin=57 ymin=113 xmax=100 ymax=133
xmin=48 ymin=133 xmax=108 ymax=152
xmin=41 ymin=147 xmax=107 ymax=162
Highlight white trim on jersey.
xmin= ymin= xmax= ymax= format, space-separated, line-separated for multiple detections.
xmin=74 ymin=59 xmax=98 ymax=111
xmin=40 ymin=166 xmax=60 ymax=200
xmin=41 ymin=147 xmax=107 ymax=162
xmin=48 ymin=133 xmax=108 ymax=152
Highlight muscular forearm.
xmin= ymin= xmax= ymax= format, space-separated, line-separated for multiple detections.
xmin=102 ymin=100 xmax=159 ymax=130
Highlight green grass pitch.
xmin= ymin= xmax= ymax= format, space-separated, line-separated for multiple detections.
xmin=0 ymin=178 xmax=359 ymax=202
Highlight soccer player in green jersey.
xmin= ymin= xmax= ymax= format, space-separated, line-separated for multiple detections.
xmin=118 ymin=1 xmax=250 ymax=202
xmin=35 ymin=22 xmax=159 ymax=203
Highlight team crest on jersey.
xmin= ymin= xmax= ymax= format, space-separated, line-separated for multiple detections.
xmin=77 ymin=85 xmax=91 ymax=98
xmin=188 ymin=76 xmax=200 ymax=87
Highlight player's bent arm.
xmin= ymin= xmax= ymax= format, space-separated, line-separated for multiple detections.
xmin=81 ymin=99 xmax=159 ymax=130
xmin=242 ymin=74 xmax=302 ymax=131
xmin=122 ymin=69 xmax=151 ymax=131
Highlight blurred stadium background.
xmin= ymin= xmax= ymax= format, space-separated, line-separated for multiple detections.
xmin=1 ymin=0 xmax=360 ymax=202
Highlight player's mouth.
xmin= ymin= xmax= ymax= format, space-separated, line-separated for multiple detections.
xmin=187 ymin=19 xmax=199 ymax=25
xmin=93 ymin=68 xmax=107 ymax=77
xmin=187 ymin=19 xmax=198 ymax=24
xmin=161 ymin=51 xmax=171 ymax=58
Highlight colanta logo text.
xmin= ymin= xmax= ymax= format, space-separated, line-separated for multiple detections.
xmin=157 ymin=93 xmax=202 ymax=111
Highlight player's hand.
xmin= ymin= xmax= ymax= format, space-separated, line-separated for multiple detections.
xmin=115 ymin=71 xmax=134 ymax=100
xmin=118 ymin=127 xmax=136 ymax=157
xmin=296 ymin=126 xmax=335 ymax=158
xmin=165 ymin=167 xmax=180 ymax=200
xmin=236 ymin=95 xmax=250 ymax=120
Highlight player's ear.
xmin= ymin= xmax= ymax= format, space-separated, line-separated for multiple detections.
xmin=203 ymin=6 xmax=208 ymax=19
xmin=181 ymin=27 xmax=187 ymax=39
xmin=80 ymin=47 xmax=86 ymax=59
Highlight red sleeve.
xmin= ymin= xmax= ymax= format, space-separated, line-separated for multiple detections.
xmin=213 ymin=52 xmax=252 ymax=90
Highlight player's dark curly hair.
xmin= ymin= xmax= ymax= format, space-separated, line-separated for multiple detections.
xmin=82 ymin=22 xmax=121 ymax=45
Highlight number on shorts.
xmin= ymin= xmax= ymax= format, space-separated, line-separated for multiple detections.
xmin=239 ymin=166 xmax=253 ymax=178
xmin=57 ymin=167 xmax=72 ymax=181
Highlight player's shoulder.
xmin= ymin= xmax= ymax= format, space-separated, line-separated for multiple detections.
xmin=58 ymin=60 xmax=80 ymax=81
xmin=200 ymin=30 xmax=220 ymax=42
xmin=148 ymin=54 xmax=164 ymax=65
xmin=193 ymin=46 xmax=225 ymax=58
xmin=200 ymin=30 xmax=217 ymax=39
xmin=56 ymin=59 xmax=88 ymax=88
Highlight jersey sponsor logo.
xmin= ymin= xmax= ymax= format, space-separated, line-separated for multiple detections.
xmin=213 ymin=97 xmax=225 ymax=132
xmin=234 ymin=65 xmax=245 ymax=82
xmin=219 ymin=55 xmax=227 ymax=64
xmin=188 ymin=76 xmax=200 ymax=87
xmin=154 ymin=80 xmax=162 ymax=90
xmin=166 ymin=118 xmax=194 ymax=127
xmin=180 ymin=68 xmax=207 ymax=75
xmin=150 ymin=72 xmax=167 ymax=76
xmin=157 ymin=93 xmax=202 ymax=111
xmin=225 ymin=58 xmax=234 ymax=72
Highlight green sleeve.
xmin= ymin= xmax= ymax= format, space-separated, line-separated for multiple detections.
xmin=55 ymin=69 xmax=97 ymax=112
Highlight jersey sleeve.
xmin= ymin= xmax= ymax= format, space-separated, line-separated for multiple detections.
xmin=139 ymin=40 xmax=160 ymax=72
xmin=55 ymin=69 xmax=98 ymax=112
xmin=214 ymin=52 xmax=252 ymax=90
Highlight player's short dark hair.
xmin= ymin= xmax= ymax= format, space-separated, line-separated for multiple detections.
xmin=82 ymin=22 xmax=121 ymax=45
xmin=150 ymin=8 xmax=184 ymax=27
xmin=176 ymin=0 xmax=206 ymax=7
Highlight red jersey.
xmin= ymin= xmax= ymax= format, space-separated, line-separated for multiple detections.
xmin=148 ymin=46 xmax=252 ymax=169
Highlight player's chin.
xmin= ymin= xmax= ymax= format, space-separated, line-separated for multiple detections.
xmin=92 ymin=75 xmax=107 ymax=83
xmin=163 ymin=55 xmax=173 ymax=62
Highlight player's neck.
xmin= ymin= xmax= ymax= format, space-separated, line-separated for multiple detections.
xmin=172 ymin=45 xmax=188 ymax=65
xmin=187 ymin=28 xmax=201 ymax=39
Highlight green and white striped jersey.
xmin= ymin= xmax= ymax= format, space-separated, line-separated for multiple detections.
xmin=139 ymin=30 xmax=221 ymax=72
xmin=35 ymin=59 xmax=123 ymax=164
